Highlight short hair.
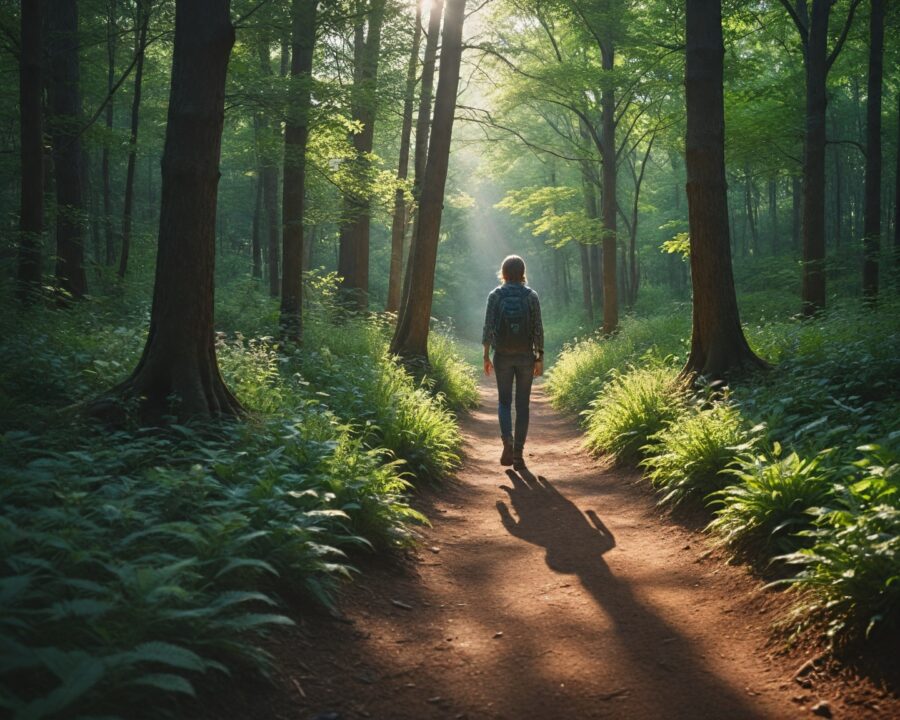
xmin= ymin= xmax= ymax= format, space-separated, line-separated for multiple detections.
xmin=498 ymin=255 xmax=526 ymax=284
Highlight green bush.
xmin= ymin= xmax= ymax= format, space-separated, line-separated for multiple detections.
xmin=707 ymin=444 xmax=835 ymax=555
xmin=779 ymin=505 xmax=900 ymax=642
xmin=426 ymin=330 xmax=480 ymax=411
xmin=583 ymin=365 xmax=688 ymax=464
xmin=641 ymin=400 xmax=753 ymax=507
xmin=547 ymin=312 xmax=689 ymax=414
xmin=0 ymin=407 xmax=420 ymax=717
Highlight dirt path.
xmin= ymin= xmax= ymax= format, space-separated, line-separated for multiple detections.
xmin=209 ymin=382 xmax=896 ymax=720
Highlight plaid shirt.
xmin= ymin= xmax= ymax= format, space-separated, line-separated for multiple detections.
xmin=482 ymin=283 xmax=544 ymax=357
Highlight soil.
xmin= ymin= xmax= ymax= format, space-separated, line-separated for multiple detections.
xmin=203 ymin=381 xmax=899 ymax=720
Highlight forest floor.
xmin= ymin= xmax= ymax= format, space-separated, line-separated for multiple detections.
xmin=203 ymin=382 xmax=899 ymax=720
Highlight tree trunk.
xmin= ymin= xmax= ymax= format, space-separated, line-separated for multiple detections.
xmin=280 ymin=0 xmax=318 ymax=341
xmin=17 ymin=0 xmax=43 ymax=299
xmin=337 ymin=0 xmax=387 ymax=309
xmin=390 ymin=0 xmax=467 ymax=362
xmin=600 ymin=44 xmax=618 ymax=334
xmin=49 ymin=0 xmax=87 ymax=299
xmin=768 ymin=178 xmax=777 ymax=254
xmin=252 ymin=175 xmax=262 ymax=277
xmin=118 ymin=0 xmax=149 ymax=279
xmin=792 ymin=174 xmax=801 ymax=249
xmin=103 ymin=0 xmax=117 ymax=265
xmin=398 ymin=0 xmax=443 ymax=316
xmin=862 ymin=0 xmax=884 ymax=301
xmin=895 ymin=93 xmax=899 ymax=283
xmin=256 ymin=40 xmax=281 ymax=298
xmin=387 ymin=2 xmax=422 ymax=313
xmin=682 ymin=0 xmax=764 ymax=379
xmin=579 ymin=242 xmax=593 ymax=324
xmin=98 ymin=0 xmax=239 ymax=422
xmin=800 ymin=0 xmax=836 ymax=315
xmin=832 ymin=143 xmax=843 ymax=249
xmin=745 ymin=171 xmax=758 ymax=253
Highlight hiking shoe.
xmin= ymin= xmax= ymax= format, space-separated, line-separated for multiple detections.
xmin=500 ymin=436 xmax=514 ymax=466
xmin=512 ymin=447 xmax=526 ymax=471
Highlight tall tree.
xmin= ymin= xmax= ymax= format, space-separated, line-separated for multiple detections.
xmin=778 ymin=0 xmax=862 ymax=315
xmin=118 ymin=0 xmax=151 ymax=279
xmin=49 ymin=0 xmax=88 ymax=299
xmin=398 ymin=0 xmax=443 ymax=314
xmin=682 ymin=0 xmax=764 ymax=378
xmin=280 ymin=0 xmax=318 ymax=341
xmin=17 ymin=0 xmax=43 ymax=299
xmin=391 ymin=0 xmax=467 ymax=362
xmin=599 ymin=33 xmax=618 ymax=334
xmin=258 ymin=37 xmax=281 ymax=298
xmin=337 ymin=0 xmax=387 ymax=309
xmin=103 ymin=0 xmax=117 ymax=266
xmin=386 ymin=1 xmax=422 ymax=313
xmin=97 ymin=0 xmax=240 ymax=421
xmin=862 ymin=0 xmax=884 ymax=300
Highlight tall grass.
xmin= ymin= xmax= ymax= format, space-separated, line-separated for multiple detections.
xmin=546 ymin=296 xmax=900 ymax=644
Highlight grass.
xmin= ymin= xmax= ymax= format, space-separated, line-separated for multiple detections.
xmin=0 ymin=273 xmax=478 ymax=717
xmin=546 ymin=290 xmax=900 ymax=645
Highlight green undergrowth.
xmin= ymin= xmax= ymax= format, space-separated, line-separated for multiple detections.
xmin=547 ymin=298 xmax=900 ymax=645
xmin=0 ymin=275 xmax=477 ymax=718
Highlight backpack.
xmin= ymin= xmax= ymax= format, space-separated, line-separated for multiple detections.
xmin=494 ymin=284 xmax=533 ymax=353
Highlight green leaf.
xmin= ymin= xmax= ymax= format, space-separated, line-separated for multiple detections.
xmin=129 ymin=673 xmax=195 ymax=697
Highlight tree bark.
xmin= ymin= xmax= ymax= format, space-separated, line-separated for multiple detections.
xmin=390 ymin=0 xmax=467 ymax=362
xmin=398 ymin=0 xmax=443 ymax=316
xmin=98 ymin=0 xmax=239 ymax=422
xmin=257 ymin=40 xmax=280 ymax=298
xmin=682 ymin=0 xmax=764 ymax=379
xmin=49 ymin=0 xmax=87 ymax=299
xmin=252 ymin=175 xmax=262 ymax=277
xmin=768 ymin=178 xmax=778 ymax=254
xmin=337 ymin=0 xmax=387 ymax=309
xmin=600 ymin=44 xmax=618 ymax=335
xmin=579 ymin=243 xmax=593 ymax=324
xmin=280 ymin=0 xmax=318 ymax=341
xmin=387 ymin=2 xmax=422 ymax=313
xmin=118 ymin=0 xmax=150 ymax=279
xmin=17 ymin=0 xmax=43 ymax=299
xmin=862 ymin=0 xmax=884 ymax=301
xmin=103 ymin=0 xmax=117 ymax=266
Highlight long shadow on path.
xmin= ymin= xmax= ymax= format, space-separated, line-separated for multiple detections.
xmin=496 ymin=467 xmax=771 ymax=719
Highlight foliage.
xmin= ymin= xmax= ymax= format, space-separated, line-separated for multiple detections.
xmin=641 ymin=400 xmax=754 ymax=507
xmin=707 ymin=445 xmax=836 ymax=555
xmin=583 ymin=365 xmax=688 ymax=464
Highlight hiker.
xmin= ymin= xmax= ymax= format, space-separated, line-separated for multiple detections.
xmin=482 ymin=255 xmax=544 ymax=471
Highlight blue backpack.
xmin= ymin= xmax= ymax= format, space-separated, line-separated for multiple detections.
xmin=494 ymin=284 xmax=532 ymax=353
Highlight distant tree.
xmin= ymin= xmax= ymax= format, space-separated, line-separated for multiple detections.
xmin=280 ymin=0 xmax=318 ymax=341
xmin=258 ymin=35 xmax=281 ymax=298
xmin=102 ymin=0 xmax=117 ymax=266
xmin=682 ymin=0 xmax=765 ymax=379
xmin=386 ymin=1 xmax=422 ymax=313
xmin=778 ymin=0 xmax=862 ymax=315
xmin=337 ymin=0 xmax=387 ymax=309
xmin=398 ymin=0 xmax=443 ymax=314
xmin=49 ymin=0 xmax=87 ymax=299
xmin=118 ymin=0 xmax=151 ymax=279
xmin=862 ymin=0 xmax=884 ymax=301
xmin=97 ymin=0 xmax=240 ymax=421
xmin=391 ymin=0 xmax=467 ymax=362
xmin=16 ymin=0 xmax=43 ymax=299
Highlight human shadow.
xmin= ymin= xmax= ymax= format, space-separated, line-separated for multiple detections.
xmin=497 ymin=469 xmax=615 ymax=575
xmin=496 ymin=467 xmax=767 ymax=719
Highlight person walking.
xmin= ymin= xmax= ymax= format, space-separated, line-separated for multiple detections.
xmin=482 ymin=255 xmax=544 ymax=471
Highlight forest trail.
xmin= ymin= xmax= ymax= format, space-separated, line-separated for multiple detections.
xmin=213 ymin=382 xmax=872 ymax=720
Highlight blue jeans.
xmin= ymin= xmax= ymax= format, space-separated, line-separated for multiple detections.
xmin=494 ymin=352 xmax=535 ymax=449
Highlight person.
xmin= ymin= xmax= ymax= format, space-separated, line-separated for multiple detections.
xmin=482 ymin=255 xmax=544 ymax=471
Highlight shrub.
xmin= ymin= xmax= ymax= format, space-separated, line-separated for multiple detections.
xmin=707 ymin=445 xmax=835 ymax=555
xmin=779 ymin=505 xmax=900 ymax=642
xmin=583 ymin=365 xmax=688 ymax=464
xmin=641 ymin=400 xmax=753 ymax=507
xmin=547 ymin=312 xmax=689 ymax=414
xmin=426 ymin=330 xmax=479 ymax=411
